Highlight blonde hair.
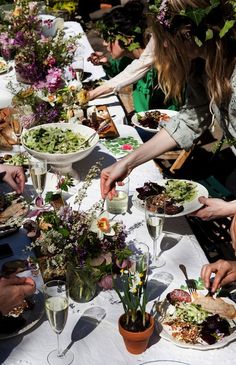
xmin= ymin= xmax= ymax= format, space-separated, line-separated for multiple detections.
xmin=151 ymin=0 xmax=236 ymax=107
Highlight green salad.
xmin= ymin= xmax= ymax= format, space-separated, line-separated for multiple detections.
xmin=165 ymin=179 xmax=197 ymax=203
xmin=23 ymin=127 xmax=87 ymax=154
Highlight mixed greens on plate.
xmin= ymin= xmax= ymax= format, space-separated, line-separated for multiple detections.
xmin=23 ymin=127 xmax=87 ymax=154
xmin=102 ymin=136 xmax=140 ymax=157
xmin=164 ymin=179 xmax=197 ymax=203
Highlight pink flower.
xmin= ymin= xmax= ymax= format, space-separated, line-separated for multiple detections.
xmin=116 ymin=258 xmax=128 ymax=269
xmin=45 ymin=55 xmax=56 ymax=67
xmin=121 ymin=144 xmax=133 ymax=151
xmin=98 ymin=275 xmax=113 ymax=290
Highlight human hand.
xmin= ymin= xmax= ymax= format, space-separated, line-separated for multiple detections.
xmin=201 ymin=259 xmax=236 ymax=294
xmin=100 ymin=159 xmax=131 ymax=199
xmin=0 ymin=164 xmax=25 ymax=194
xmin=189 ymin=197 xmax=236 ymax=220
xmin=0 ymin=276 xmax=36 ymax=315
xmin=87 ymin=52 xmax=108 ymax=66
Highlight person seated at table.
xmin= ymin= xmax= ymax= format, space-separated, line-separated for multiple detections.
xmin=0 ymin=164 xmax=35 ymax=316
xmin=201 ymin=259 xmax=236 ymax=295
xmin=99 ymin=0 xmax=236 ymax=200
xmin=0 ymin=164 xmax=25 ymax=194
xmin=190 ymin=197 xmax=236 ymax=221
xmin=88 ymin=0 xmax=179 ymax=113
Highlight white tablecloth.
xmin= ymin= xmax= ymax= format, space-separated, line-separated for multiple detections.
xmin=1 ymin=21 xmax=236 ymax=365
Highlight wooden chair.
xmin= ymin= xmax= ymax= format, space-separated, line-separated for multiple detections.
xmin=154 ymin=147 xmax=194 ymax=174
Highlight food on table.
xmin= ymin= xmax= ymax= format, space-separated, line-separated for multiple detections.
xmin=136 ymin=110 xmax=171 ymax=129
xmin=0 ymin=59 xmax=8 ymax=73
xmin=164 ymin=179 xmax=197 ymax=203
xmin=158 ymin=288 xmax=235 ymax=345
xmin=192 ymin=294 xmax=236 ymax=320
xmin=0 ymin=108 xmax=17 ymax=150
xmin=0 ymin=194 xmax=28 ymax=227
xmin=102 ymin=136 xmax=141 ymax=157
xmin=23 ymin=127 xmax=88 ymax=153
xmin=0 ymin=153 xmax=29 ymax=166
xmin=136 ymin=181 xmax=184 ymax=215
xmin=6 ymin=299 xmax=33 ymax=318
xmin=82 ymin=79 xmax=105 ymax=91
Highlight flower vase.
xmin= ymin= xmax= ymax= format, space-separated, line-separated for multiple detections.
xmin=118 ymin=313 xmax=154 ymax=354
xmin=67 ymin=263 xmax=97 ymax=303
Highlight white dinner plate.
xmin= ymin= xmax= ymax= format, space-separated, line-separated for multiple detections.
xmin=132 ymin=179 xmax=209 ymax=218
xmin=159 ymin=297 xmax=236 ymax=350
xmin=131 ymin=109 xmax=179 ymax=133
xmin=0 ymin=290 xmax=44 ymax=340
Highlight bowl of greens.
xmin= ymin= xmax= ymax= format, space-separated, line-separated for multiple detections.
xmin=21 ymin=123 xmax=99 ymax=173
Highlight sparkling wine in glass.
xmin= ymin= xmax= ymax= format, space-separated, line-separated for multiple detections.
xmin=44 ymin=280 xmax=74 ymax=365
xmin=72 ymin=56 xmax=84 ymax=81
xmin=29 ymin=157 xmax=47 ymax=207
xmin=145 ymin=196 xmax=165 ymax=268
xmin=10 ymin=110 xmax=23 ymax=153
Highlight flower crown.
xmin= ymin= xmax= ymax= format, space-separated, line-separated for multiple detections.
xmin=96 ymin=21 xmax=142 ymax=52
xmin=149 ymin=0 xmax=236 ymax=46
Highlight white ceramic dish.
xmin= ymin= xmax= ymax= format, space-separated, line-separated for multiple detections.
xmin=22 ymin=123 xmax=99 ymax=174
xmin=131 ymin=109 xmax=179 ymax=133
xmin=160 ymin=297 xmax=236 ymax=350
xmin=132 ymin=179 xmax=209 ymax=217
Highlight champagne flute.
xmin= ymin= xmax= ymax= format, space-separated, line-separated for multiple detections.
xmin=29 ymin=157 xmax=47 ymax=207
xmin=10 ymin=110 xmax=23 ymax=153
xmin=145 ymin=196 xmax=165 ymax=268
xmin=43 ymin=280 xmax=74 ymax=365
xmin=72 ymin=56 xmax=84 ymax=82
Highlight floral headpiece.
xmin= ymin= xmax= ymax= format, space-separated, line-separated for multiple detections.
xmin=96 ymin=21 xmax=142 ymax=52
xmin=149 ymin=0 xmax=236 ymax=46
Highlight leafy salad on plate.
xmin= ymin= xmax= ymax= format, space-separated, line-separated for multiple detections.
xmin=156 ymin=281 xmax=236 ymax=349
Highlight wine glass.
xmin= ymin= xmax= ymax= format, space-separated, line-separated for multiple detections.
xmin=72 ymin=56 xmax=84 ymax=82
xmin=10 ymin=109 xmax=23 ymax=153
xmin=43 ymin=280 xmax=74 ymax=365
xmin=28 ymin=157 xmax=47 ymax=207
xmin=145 ymin=196 xmax=165 ymax=268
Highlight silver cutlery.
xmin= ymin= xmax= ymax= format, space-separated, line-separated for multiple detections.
xmin=179 ymin=264 xmax=197 ymax=294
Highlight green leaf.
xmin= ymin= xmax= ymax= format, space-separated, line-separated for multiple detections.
xmin=45 ymin=191 xmax=54 ymax=203
xmin=194 ymin=36 xmax=203 ymax=47
xmin=58 ymin=227 xmax=70 ymax=237
xmin=205 ymin=28 xmax=213 ymax=41
xmin=219 ymin=20 xmax=236 ymax=38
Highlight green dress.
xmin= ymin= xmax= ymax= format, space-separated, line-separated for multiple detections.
xmin=104 ymin=56 xmax=179 ymax=112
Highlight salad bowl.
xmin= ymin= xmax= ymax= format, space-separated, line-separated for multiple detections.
xmin=21 ymin=123 xmax=99 ymax=174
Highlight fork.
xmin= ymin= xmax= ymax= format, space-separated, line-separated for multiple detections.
xmin=179 ymin=264 xmax=197 ymax=294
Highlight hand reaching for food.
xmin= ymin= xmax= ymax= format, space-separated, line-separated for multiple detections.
xmin=87 ymin=52 xmax=108 ymax=66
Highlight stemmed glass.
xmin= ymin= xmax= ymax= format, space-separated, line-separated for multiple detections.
xmin=145 ymin=196 xmax=165 ymax=268
xmin=10 ymin=109 xmax=23 ymax=153
xmin=43 ymin=280 xmax=74 ymax=365
xmin=28 ymin=157 xmax=47 ymax=207
xmin=72 ymin=55 xmax=84 ymax=82
xmin=128 ymin=241 xmax=149 ymax=284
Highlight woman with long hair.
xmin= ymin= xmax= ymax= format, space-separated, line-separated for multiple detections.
xmin=100 ymin=0 xmax=236 ymax=201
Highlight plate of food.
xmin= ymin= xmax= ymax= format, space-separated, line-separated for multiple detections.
xmin=131 ymin=109 xmax=179 ymax=133
xmin=102 ymin=136 xmax=141 ymax=158
xmin=0 ymin=193 xmax=29 ymax=237
xmin=132 ymin=179 xmax=208 ymax=217
xmin=156 ymin=286 xmax=236 ymax=350
xmin=0 ymin=58 xmax=9 ymax=74
xmin=0 ymin=290 xmax=44 ymax=340
xmin=0 ymin=152 xmax=29 ymax=167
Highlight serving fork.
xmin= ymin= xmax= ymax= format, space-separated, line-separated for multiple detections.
xmin=179 ymin=264 xmax=197 ymax=294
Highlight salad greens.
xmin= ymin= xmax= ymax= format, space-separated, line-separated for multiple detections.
xmin=23 ymin=127 xmax=87 ymax=154
xmin=165 ymin=179 xmax=197 ymax=203
xmin=175 ymin=302 xmax=209 ymax=324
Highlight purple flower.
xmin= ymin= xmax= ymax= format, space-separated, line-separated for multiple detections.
xmin=98 ymin=275 xmax=113 ymax=290
xmin=45 ymin=68 xmax=64 ymax=92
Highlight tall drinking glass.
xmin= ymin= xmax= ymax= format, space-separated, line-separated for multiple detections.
xmin=72 ymin=56 xmax=84 ymax=81
xmin=29 ymin=157 xmax=47 ymax=207
xmin=145 ymin=196 xmax=165 ymax=268
xmin=43 ymin=280 xmax=74 ymax=365
xmin=10 ymin=109 xmax=23 ymax=153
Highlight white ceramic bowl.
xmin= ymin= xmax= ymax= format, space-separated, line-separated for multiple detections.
xmin=22 ymin=123 xmax=99 ymax=174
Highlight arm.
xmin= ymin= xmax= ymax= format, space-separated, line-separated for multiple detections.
xmin=0 ymin=164 xmax=25 ymax=193
xmin=89 ymin=37 xmax=155 ymax=100
xmin=0 ymin=276 xmax=36 ymax=315
xmin=100 ymin=128 xmax=177 ymax=198
xmin=190 ymin=198 xmax=236 ymax=220
xmin=201 ymin=260 xmax=236 ymax=293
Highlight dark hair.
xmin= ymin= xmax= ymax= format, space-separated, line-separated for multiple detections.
xmin=102 ymin=0 xmax=147 ymax=49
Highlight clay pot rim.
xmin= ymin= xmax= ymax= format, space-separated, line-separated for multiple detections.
xmin=118 ymin=312 xmax=154 ymax=338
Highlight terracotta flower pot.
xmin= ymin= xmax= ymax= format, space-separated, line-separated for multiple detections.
xmin=118 ymin=313 xmax=154 ymax=354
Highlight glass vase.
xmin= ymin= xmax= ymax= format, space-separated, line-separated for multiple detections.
xmin=67 ymin=263 xmax=97 ymax=303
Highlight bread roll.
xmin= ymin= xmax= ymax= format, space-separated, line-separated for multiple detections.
xmin=1 ymin=125 xmax=17 ymax=145
xmin=0 ymin=133 xmax=12 ymax=150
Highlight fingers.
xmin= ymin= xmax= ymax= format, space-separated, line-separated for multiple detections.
xmin=198 ymin=196 xmax=208 ymax=205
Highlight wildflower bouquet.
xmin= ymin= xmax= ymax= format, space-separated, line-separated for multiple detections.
xmin=24 ymin=163 xmax=130 ymax=299
xmin=0 ymin=0 xmax=81 ymax=83
xmin=11 ymin=79 xmax=85 ymax=128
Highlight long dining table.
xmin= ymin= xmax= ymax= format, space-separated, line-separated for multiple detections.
xmin=0 ymin=21 xmax=236 ymax=365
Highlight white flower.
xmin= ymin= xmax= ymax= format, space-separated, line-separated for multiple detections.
xmin=129 ymin=272 xmax=142 ymax=293
xmin=67 ymin=79 xmax=82 ymax=91
xmin=90 ymin=211 xmax=116 ymax=239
